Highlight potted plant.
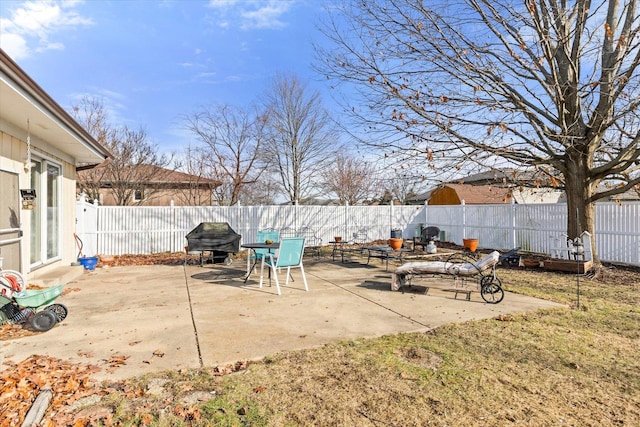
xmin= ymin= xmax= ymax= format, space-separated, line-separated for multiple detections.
xmin=389 ymin=237 xmax=403 ymax=250
xmin=462 ymin=238 xmax=479 ymax=252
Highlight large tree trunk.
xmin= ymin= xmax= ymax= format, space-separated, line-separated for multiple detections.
xmin=564 ymin=149 xmax=599 ymax=263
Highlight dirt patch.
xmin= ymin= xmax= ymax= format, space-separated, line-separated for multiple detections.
xmin=396 ymin=346 xmax=443 ymax=369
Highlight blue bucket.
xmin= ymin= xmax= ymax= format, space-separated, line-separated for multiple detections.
xmin=78 ymin=256 xmax=98 ymax=271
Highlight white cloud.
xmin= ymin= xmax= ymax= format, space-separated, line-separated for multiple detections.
xmin=0 ymin=0 xmax=93 ymax=60
xmin=240 ymin=2 xmax=292 ymax=30
xmin=207 ymin=0 xmax=240 ymax=9
xmin=0 ymin=30 xmax=30 ymax=59
xmin=206 ymin=0 xmax=295 ymax=30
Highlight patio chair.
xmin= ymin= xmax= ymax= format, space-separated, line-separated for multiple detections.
xmin=246 ymin=229 xmax=280 ymax=278
xmin=259 ymin=237 xmax=308 ymax=295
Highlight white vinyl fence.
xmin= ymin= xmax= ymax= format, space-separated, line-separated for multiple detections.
xmin=75 ymin=196 xmax=640 ymax=266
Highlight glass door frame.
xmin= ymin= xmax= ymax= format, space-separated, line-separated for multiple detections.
xmin=29 ymin=154 xmax=62 ymax=269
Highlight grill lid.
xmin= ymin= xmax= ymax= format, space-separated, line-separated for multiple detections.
xmin=186 ymin=222 xmax=241 ymax=252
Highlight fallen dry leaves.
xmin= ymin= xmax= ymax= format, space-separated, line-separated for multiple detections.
xmin=105 ymin=354 xmax=130 ymax=372
xmin=0 ymin=323 xmax=39 ymax=340
xmin=0 ymin=354 xmax=182 ymax=426
xmin=0 ymin=354 xmax=102 ymax=427
xmin=100 ymin=252 xmax=189 ymax=267
xmin=209 ymin=360 xmax=248 ymax=376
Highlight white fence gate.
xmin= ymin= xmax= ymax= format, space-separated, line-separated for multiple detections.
xmin=75 ymin=199 xmax=640 ymax=267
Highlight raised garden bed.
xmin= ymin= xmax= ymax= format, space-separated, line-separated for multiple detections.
xmin=543 ymin=258 xmax=593 ymax=274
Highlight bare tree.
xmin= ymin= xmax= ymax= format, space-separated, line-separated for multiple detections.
xmin=241 ymin=180 xmax=281 ymax=205
xmin=100 ymin=127 xmax=173 ymax=206
xmin=72 ymin=96 xmax=111 ymax=202
xmin=72 ymin=96 xmax=172 ymax=205
xmin=322 ymin=153 xmax=375 ymax=204
xmin=262 ymin=73 xmax=339 ymax=204
xmin=183 ymin=104 xmax=267 ymax=206
xmin=173 ymin=145 xmax=219 ymax=205
xmin=317 ymin=0 xmax=640 ymax=262
xmin=382 ymin=174 xmax=420 ymax=205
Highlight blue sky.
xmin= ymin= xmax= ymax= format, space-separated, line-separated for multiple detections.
xmin=0 ymin=0 xmax=332 ymax=153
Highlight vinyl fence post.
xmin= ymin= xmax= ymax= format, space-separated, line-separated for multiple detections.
xmin=170 ymin=200 xmax=176 ymax=253
xmin=390 ymin=199 xmax=394 ymax=238
xmin=424 ymin=201 xmax=428 ymax=226
xmin=462 ymin=200 xmax=467 ymax=242
xmin=345 ymin=201 xmax=349 ymax=240
xmin=511 ymin=198 xmax=517 ymax=250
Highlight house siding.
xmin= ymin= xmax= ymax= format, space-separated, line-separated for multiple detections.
xmin=1 ymin=130 xmax=78 ymax=279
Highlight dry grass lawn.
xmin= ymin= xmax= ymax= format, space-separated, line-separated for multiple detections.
xmin=3 ymin=256 xmax=639 ymax=426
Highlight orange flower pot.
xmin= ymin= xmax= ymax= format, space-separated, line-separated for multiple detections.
xmin=389 ymin=238 xmax=403 ymax=250
xmin=463 ymin=238 xmax=479 ymax=252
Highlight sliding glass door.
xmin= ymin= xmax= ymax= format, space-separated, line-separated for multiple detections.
xmin=30 ymin=158 xmax=61 ymax=267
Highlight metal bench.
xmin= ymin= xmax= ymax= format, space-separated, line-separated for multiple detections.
xmin=279 ymin=227 xmax=322 ymax=258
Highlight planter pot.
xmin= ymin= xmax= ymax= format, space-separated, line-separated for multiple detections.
xmin=389 ymin=238 xmax=403 ymax=250
xmin=462 ymin=238 xmax=479 ymax=252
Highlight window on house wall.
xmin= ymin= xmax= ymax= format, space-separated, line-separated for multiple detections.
xmin=134 ymin=189 xmax=144 ymax=202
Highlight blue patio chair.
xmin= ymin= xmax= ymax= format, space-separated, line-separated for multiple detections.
xmin=259 ymin=237 xmax=308 ymax=295
xmin=246 ymin=229 xmax=280 ymax=279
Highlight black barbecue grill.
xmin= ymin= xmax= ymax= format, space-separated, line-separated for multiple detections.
xmin=185 ymin=222 xmax=241 ymax=266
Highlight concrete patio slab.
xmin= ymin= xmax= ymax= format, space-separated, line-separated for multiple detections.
xmin=1 ymin=258 xmax=562 ymax=382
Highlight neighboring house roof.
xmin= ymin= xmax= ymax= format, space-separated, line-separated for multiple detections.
xmin=458 ymin=168 xmax=562 ymax=188
xmin=78 ymin=164 xmax=221 ymax=188
xmin=0 ymin=49 xmax=110 ymax=165
xmin=149 ymin=167 xmax=221 ymax=187
xmin=407 ymin=168 xmax=565 ymax=205
xmin=428 ymin=183 xmax=513 ymax=205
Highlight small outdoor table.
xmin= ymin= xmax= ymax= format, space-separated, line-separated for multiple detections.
xmin=241 ymin=242 xmax=279 ymax=283
xmin=330 ymin=240 xmax=345 ymax=262
xmin=330 ymin=240 xmax=368 ymax=263
xmin=363 ymin=246 xmax=411 ymax=271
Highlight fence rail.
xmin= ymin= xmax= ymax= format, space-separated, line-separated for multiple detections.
xmin=75 ymin=198 xmax=640 ymax=266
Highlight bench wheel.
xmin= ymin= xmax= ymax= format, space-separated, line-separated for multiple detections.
xmin=45 ymin=303 xmax=68 ymax=322
xmin=480 ymin=276 xmax=504 ymax=304
xmin=29 ymin=310 xmax=57 ymax=332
